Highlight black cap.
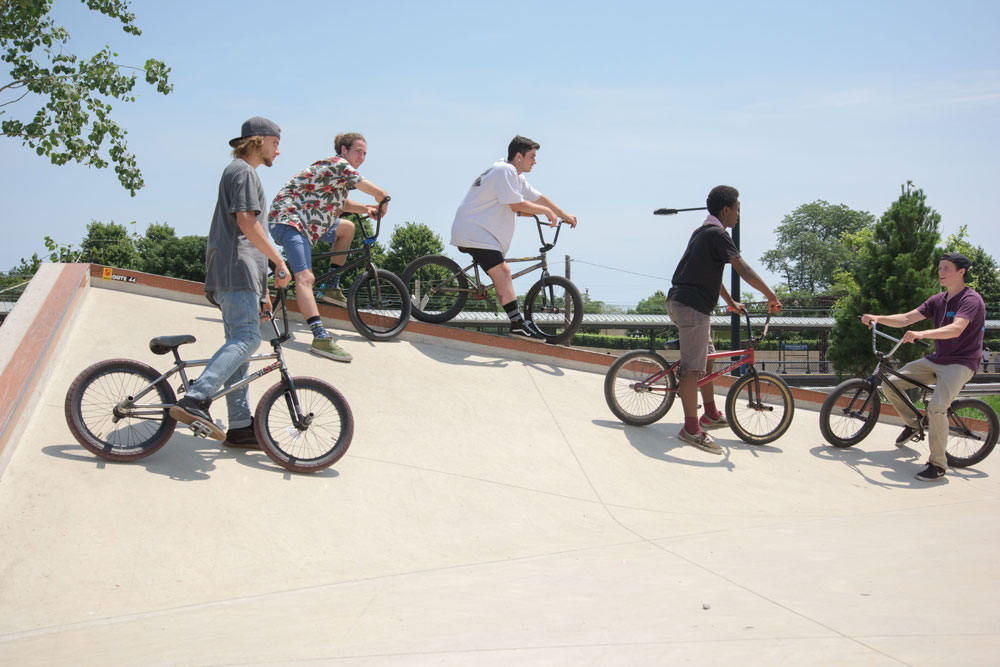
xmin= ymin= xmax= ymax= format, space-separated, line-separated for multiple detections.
xmin=941 ymin=251 xmax=972 ymax=274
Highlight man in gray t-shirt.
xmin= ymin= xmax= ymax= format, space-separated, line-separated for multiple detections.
xmin=170 ymin=117 xmax=291 ymax=446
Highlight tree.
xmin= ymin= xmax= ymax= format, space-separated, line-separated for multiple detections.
xmin=383 ymin=221 xmax=444 ymax=278
xmin=79 ymin=219 xmax=140 ymax=268
xmin=136 ymin=223 xmax=207 ymax=282
xmin=1 ymin=0 xmax=172 ymax=195
xmin=761 ymin=201 xmax=875 ymax=295
xmin=828 ymin=183 xmax=941 ymax=377
xmin=631 ymin=290 xmax=667 ymax=314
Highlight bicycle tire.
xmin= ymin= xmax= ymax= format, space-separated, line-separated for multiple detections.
xmin=524 ymin=275 xmax=584 ymax=346
xmin=255 ymin=376 xmax=354 ymax=473
xmin=604 ymin=350 xmax=676 ymax=426
xmin=818 ymin=378 xmax=881 ymax=448
xmin=724 ymin=370 xmax=795 ymax=445
xmin=347 ymin=268 xmax=411 ymax=341
xmin=945 ymin=398 xmax=999 ymax=468
xmin=64 ymin=358 xmax=177 ymax=462
xmin=401 ymin=254 xmax=469 ymax=323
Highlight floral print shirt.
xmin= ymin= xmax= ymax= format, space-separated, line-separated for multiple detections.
xmin=268 ymin=156 xmax=364 ymax=244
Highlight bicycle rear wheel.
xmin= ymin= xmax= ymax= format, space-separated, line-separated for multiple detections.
xmin=818 ymin=378 xmax=880 ymax=448
xmin=604 ymin=350 xmax=676 ymax=425
xmin=945 ymin=398 xmax=999 ymax=468
xmin=347 ymin=268 xmax=411 ymax=341
xmin=402 ymin=254 xmax=469 ymax=323
xmin=725 ymin=370 xmax=794 ymax=445
xmin=255 ymin=376 xmax=354 ymax=473
xmin=524 ymin=275 xmax=583 ymax=345
xmin=64 ymin=359 xmax=177 ymax=461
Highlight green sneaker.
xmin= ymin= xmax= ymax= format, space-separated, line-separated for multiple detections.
xmin=310 ymin=336 xmax=353 ymax=362
xmin=319 ymin=287 xmax=347 ymax=308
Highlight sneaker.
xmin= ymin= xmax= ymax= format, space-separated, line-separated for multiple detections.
xmin=523 ymin=318 xmax=550 ymax=341
xmin=225 ymin=419 xmax=259 ymax=449
xmin=169 ymin=397 xmax=226 ymax=441
xmin=895 ymin=425 xmax=918 ymax=447
xmin=509 ymin=319 xmax=547 ymax=341
xmin=678 ymin=428 xmax=722 ymax=454
xmin=700 ymin=413 xmax=729 ymax=430
xmin=318 ymin=287 xmax=347 ymax=308
xmin=310 ymin=336 xmax=353 ymax=362
xmin=915 ymin=462 xmax=946 ymax=482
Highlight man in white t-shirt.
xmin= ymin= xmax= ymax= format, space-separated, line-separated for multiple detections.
xmin=450 ymin=135 xmax=577 ymax=339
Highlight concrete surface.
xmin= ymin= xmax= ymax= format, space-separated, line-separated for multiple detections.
xmin=0 ymin=270 xmax=998 ymax=666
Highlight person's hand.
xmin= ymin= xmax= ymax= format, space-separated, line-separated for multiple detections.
xmin=902 ymin=329 xmax=924 ymax=344
xmin=767 ymin=297 xmax=782 ymax=314
xmin=727 ymin=302 xmax=745 ymax=314
xmin=861 ymin=314 xmax=877 ymax=328
xmin=561 ymin=214 xmax=578 ymax=228
xmin=261 ymin=293 xmax=273 ymax=322
xmin=274 ymin=264 xmax=290 ymax=288
xmin=543 ymin=207 xmax=558 ymax=226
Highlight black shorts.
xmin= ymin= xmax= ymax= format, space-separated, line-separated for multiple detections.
xmin=458 ymin=246 xmax=505 ymax=271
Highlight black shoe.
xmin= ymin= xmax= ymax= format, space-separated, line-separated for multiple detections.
xmin=169 ymin=397 xmax=226 ymax=441
xmin=509 ymin=319 xmax=546 ymax=341
xmin=225 ymin=418 xmax=259 ymax=449
xmin=523 ymin=318 xmax=550 ymax=341
xmin=895 ymin=425 xmax=917 ymax=447
xmin=915 ymin=463 xmax=946 ymax=482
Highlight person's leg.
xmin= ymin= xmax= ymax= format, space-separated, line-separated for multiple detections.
xmin=667 ymin=300 xmax=719 ymax=452
xmin=698 ymin=341 xmax=726 ymax=427
xmin=925 ymin=361 xmax=975 ymax=472
xmin=486 ymin=261 xmax=515 ymax=305
xmin=883 ymin=359 xmax=936 ymax=445
xmin=317 ymin=219 xmax=352 ymax=305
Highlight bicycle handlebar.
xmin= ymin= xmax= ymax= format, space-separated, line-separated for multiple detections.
xmin=528 ymin=215 xmax=572 ymax=251
xmin=864 ymin=318 xmax=932 ymax=358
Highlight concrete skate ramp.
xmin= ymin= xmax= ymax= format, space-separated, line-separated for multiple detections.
xmin=1 ymin=265 xmax=998 ymax=665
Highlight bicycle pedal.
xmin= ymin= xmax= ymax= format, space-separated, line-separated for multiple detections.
xmin=187 ymin=420 xmax=214 ymax=438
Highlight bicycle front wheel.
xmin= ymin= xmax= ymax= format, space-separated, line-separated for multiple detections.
xmin=604 ymin=350 xmax=676 ymax=425
xmin=64 ymin=359 xmax=177 ymax=461
xmin=524 ymin=275 xmax=583 ymax=345
xmin=725 ymin=371 xmax=794 ymax=445
xmin=255 ymin=377 xmax=354 ymax=473
xmin=818 ymin=378 xmax=880 ymax=448
xmin=347 ymin=268 xmax=411 ymax=341
xmin=402 ymin=254 xmax=469 ymax=323
xmin=945 ymin=398 xmax=999 ymax=468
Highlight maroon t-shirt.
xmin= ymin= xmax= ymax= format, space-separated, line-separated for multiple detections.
xmin=918 ymin=286 xmax=985 ymax=373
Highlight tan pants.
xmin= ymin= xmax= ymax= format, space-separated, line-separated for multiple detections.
xmin=883 ymin=357 xmax=974 ymax=470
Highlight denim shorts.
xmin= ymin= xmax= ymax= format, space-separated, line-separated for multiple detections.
xmin=270 ymin=222 xmax=338 ymax=275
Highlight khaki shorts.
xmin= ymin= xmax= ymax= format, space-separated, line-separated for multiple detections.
xmin=666 ymin=300 xmax=715 ymax=378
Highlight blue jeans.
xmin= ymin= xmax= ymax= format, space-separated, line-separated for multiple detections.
xmin=187 ymin=289 xmax=262 ymax=429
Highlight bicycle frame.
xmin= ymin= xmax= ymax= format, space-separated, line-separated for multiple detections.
xmin=440 ymin=217 xmax=570 ymax=298
xmin=637 ymin=311 xmax=772 ymax=394
xmin=115 ymin=289 xmax=314 ymax=430
xmin=306 ymin=196 xmax=391 ymax=286
xmin=852 ymin=323 xmax=935 ymax=424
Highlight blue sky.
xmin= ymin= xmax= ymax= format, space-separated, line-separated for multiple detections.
xmin=2 ymin=0 xmax=998 ymax=306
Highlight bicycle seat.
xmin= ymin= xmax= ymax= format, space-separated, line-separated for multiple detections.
xmin=149 ymin=335 xmax=196 ymax=355
xmin=663 ymin=338 xmax=680 ymax=350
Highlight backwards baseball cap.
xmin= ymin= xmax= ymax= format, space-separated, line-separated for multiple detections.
xmin=229 ymin=116 xmax=281 ymax=147
xmin=941 ymin=251 xmax=972 ymax=274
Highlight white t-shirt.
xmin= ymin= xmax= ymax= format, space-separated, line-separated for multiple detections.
xmin=450 ymin=160 xmax=542 ymax=254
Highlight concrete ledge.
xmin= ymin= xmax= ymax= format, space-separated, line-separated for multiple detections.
xmin=0 ymin=263 xmax=89 ymax=480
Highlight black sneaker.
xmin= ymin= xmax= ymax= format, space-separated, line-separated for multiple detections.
xmin=509 ymin=319 xmax=546 ymax=341
xmin=915 ymin=463 xmax=946 ymax=482
xmin=225 ymin=418 xmax=259 ymax=449
xmin=169 ymin=396 xmax=226 ymax=441
xmin=524 ymin=318 xmax=550 ymax=341
xmin=895 ymin=425 xmax=918 ymax=447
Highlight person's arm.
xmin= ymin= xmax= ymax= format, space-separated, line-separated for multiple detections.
xmin=534 ymin=194 xmax=577 ymax=227
xmin=901 ymin=317 xmax=969 ymax=344
xmin=236 ymin=211 xmax=290 ymax=287
xmin=355 ymin=180 xmax=389 ymax=216
xmin=509 ymin=198 xmax=557 ymax=223
xmin=729 ymin=256 xmax=781 ymax=312
xmin=719 ymin=284 xmax=742 ymax=312
xmin=860 ymin=310 xmax=923 ymax=329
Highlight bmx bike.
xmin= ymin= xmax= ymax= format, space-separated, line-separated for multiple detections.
xmin=63 ymin=286 xmax=354 ymax=473
xmin=818 ymin=320 xmax=998 ymax=467
xmin=296 ymin=196 xmax=410 ymax=341
xmin=604 ymin=309 xmax=794 ymax=445
xmin=401 ymin=216 xmax=583 ymax=345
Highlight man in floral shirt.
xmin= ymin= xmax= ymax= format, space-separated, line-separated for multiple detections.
xmin=269 ymin=143 xmax=389 ymax=362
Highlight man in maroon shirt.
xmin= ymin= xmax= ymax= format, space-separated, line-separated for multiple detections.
xmin=862 ymin=252 xmax=986 ymax=482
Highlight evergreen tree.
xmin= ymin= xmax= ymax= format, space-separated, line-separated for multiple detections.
xmin=828 ymin=183 xmax=941 ymax=377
